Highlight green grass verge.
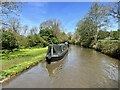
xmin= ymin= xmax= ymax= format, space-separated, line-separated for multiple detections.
xmin=0 ymin=47 xmax=48 ymax=80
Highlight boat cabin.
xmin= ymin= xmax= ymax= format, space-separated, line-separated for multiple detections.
xmin=46 ymin=44 xmax=68 ymax=63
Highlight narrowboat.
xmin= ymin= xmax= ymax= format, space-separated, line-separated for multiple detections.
xmin=46 ymin=43 xmax=68 ymax=63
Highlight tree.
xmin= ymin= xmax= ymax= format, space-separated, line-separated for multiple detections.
xmin=21 ymin=25 xmax=29 ymax=35
xmin=109 ymin=2 xmax=120 ymax=40
xmin=75 ymin=2 xmax=110 ymax=47
xmin=0 ymin=2 xmax=22 ymax=26
xmin=39 ymin=28 xmax=59 ymax=44
xmin=40 ymin=19 xmax=63 ymax=41
xmin=87 ymin=2 xmax=110 ymax=46
xmin=8 ymin=17 xmax=21 ymax=33
xmin=110 ymin=31 xmax=119 ymax=40
xmin=72 ymin=31 xmax=80 ymax=45
xmin=76 ymin=17 xmax=95 ymax=47
xmin=2 ymin=30 xmax=19 ymax=50
xmin=27 ymin=34 xmax=47 ymax=47
xmin=109 ymin=2 xmax=120 ymax=21
xmin=60 ymin=32 xmax=68 ymax=42
xmin=67 ymin=32 xmax=72 ymax=40
xmin=98 ymin=30 xmax=110 ymax=39
xmin=30 ymin=27 xmax=37 ymax=35
xmin=39 ymin=19 xmax=67 ymax=44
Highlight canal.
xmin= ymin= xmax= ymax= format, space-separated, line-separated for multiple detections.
xmin=2 ymin=45 xmax=119 ymax=88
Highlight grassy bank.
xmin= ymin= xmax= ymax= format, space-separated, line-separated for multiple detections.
xmin=0 ymin=47 xmax=48 ymax=81
xmin=95 ymin=40 xmax=120 ymax=60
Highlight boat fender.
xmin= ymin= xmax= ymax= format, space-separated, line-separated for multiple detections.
xmin=47 ymin=55 xmax=51 ymax=59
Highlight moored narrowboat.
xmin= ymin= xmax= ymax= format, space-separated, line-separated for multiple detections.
xmin=46 ymin=43 xmax=68 ymax=63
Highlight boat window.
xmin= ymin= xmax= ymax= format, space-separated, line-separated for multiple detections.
xmin=47 ymin=46 xmax=51 ymax=55
xmin=60 ymin=46 xmax=63 ymax=52
xmin=63 ymin=46 xmax=64 ymax=50
xmin=53 ymin=47 xmax=58 ymax=55
xmin=53 ymin=45 xmax=62 ymax=54
xmin=61 ymin=46 xmax=64 ymax=51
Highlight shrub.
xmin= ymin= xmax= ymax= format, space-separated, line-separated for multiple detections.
xmin=2 ymin=30 xmax=19 ymax=50
xmin=96 ymin=40 xmax=120 ymax=59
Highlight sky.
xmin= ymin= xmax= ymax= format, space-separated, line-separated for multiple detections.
xmin=20 ymin=2 xmax=93 ymax=33
xmin=19 ymin=2 xmax=117 ymax=33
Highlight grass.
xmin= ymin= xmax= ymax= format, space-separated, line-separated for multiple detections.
xmin=0 ymin=47 xmax=48 ymax=80
xmin=98 ymin=39 xmax=120 ymax=42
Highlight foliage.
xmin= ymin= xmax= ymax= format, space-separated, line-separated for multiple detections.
xmin=39 ymin=28 xmax=59 ymax=44
xmin=75 ymin=2 xmax=119 ymax=48
xmin=96 ymin=40 xmax=120 ymax=59
xmin=110 ymin=31 xmax=119 ymax=40
xmin=39 ymin=20 xmax=68 ymax=44
xmin=27 ymin=34 xmax=47 ymax=47
xmin=1 ymin=30 xmax=19 ymax=50
xmin=76 ymin=17 xmax=95 ymax=47
xmin=16 ymin=34 xmax=28 ymax=48
xmin=98 ymin=30 xmax=110 ymax=39
xmin=74 ymin=2 xmax=120 ymax=60
xmin=87 ymin=2 xmax=110 ymax=46
xmin=67 ymin=32 xmax=72 ymax=40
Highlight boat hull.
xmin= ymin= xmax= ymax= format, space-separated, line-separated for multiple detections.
xmin=46 ymin=49 xmax=68 ymax=63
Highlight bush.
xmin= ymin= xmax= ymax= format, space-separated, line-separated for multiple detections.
xmin=2 ymin=30 xmax=19 ymax=50
xmin=96 ymin=40 xmax=120 ymax=59
xmin=80 ymin=38 xmax=92 ymax=48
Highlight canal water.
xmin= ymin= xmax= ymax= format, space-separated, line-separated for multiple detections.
xmin=2 ymin=45 xmax=119 ymax=88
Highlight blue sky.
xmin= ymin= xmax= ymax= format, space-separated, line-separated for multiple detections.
xmin=20 ymin=2 xmax=116 ymax=33
xmin=20 ymin=2 xmax=93 ymax=33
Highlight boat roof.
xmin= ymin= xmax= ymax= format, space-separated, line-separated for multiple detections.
xmin=49 ymin=44 xmax=66 ymax=47
xmin=57 ymin=44 xmax=65 ymax=45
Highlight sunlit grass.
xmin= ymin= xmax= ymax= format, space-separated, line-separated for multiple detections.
xmin=0 ymin=47 xmax=48 ymax=80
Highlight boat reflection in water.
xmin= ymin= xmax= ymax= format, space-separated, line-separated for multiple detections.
xmin=46 ymin=43 xmax=69 ymax=64
xmin=46 ymin=60 xmax=64 ymax=78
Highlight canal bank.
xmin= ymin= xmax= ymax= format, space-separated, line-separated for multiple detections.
xmin=2 ymin=45 xmax=119 ymax=88
xmin=0 ymin=47 xmax=48 ymax=83
xmin=92 ymin=40 xmax=120 ymax=60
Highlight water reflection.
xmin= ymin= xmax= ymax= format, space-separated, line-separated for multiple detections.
xmin=46 ymin=60 xmax=64 ymax=79
xmin=45 ymin=51 xmax=68 ymax=79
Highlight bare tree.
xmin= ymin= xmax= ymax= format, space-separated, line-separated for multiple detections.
xmin=8 ymin=17 xmax=21 ymax=33
xmin=19 ymin=25 xmax=29 ymax=36
xmin=0 ymin=1 xmax=22 ymax=26
xmin=30 ymin=27 xmax=38 ymax=35
xmin=87 ymin=2 xmax=110 ymax=46
xmin=109 ymin=2 xmax=120 ymax=21
xmin=40 ymin=19 xmax=62 ymax=38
